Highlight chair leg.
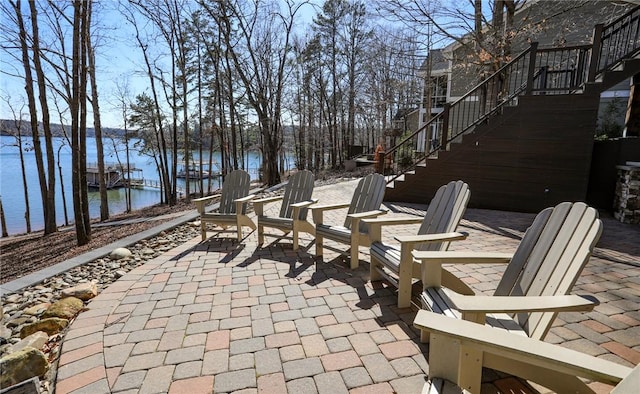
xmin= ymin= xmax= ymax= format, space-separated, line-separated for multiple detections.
xmin=200 ymin=222 xmax=207 ymax=242
xmin=236 ymin=226 xmax=243 ymax=242
xmin=397 ymin=250 xmax=413 ymax=308
xmin=370 ymin=255 xmax=383 ymax=281
xmin=350 ymin=240 xmax=359 ymax=269
xmin=292 ymin=225 xmax=299 ymax=251
xmin=258 ymin=223 xmax=264 ymax=245
xmin=316 ymin=234 xmax=324 ymax=256
xmin=397 ymin=273 xmax=412 ymax=309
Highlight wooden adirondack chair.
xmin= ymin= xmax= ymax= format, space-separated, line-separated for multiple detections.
xmin=366 ymin=180 xmax=470 ymax=308
xmin=312 ymin=173 xmax=387 ymax=269
xmin=253 ymin=170 xmax=316 ymax=250
xmin=414 ymin=310 xmax=637 ymax=394
xmin=192 ymin=169 xmax=256 ymax=241
xmin=414 ymin=201 xmax=603 ymax=344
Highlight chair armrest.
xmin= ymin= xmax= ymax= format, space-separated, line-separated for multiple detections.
xmin=234 ymin=194 xmax=256 ymax=214
xmin=193 ymin=194 xmax=221 ymax=213
xmin=292 ymin=199 xmax=318 ymax=221
xmin=312 ymin=203 xmax=351 ymax=224
xmin=412 ymin=251 xmax=513 ymax=264
xmin=235 ymin=194 xmax=256 ymax=203
xmin=363 ymin=216 xmax=424 ymax=243
xmin=291 ymin=199 xmax=318 ymax=209
xmin=413 ymin=310 xmax=630 ymax=386
xmin=311 ymin=202 xmax=351 ymax=212
xmin=252 ymin=195 xmax=283 ymax=204
xmin=348 ymin=209 xmax=387 ymax=220
xmin=395 ymin=232 xmax=468 ymax=245
xmin=252 ymin=195 xmax=283 ymax=216
xmin=442 ymin=287 xmax=599 ymax=314
xmin=361 ymin=216 xmax=423 ymax=226
xmin=415 ymin=251 xmax=513 ymax=288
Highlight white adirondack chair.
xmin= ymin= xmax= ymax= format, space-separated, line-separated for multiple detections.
xmin=414 ymin=310 xmax=637 ymax=394
xmin=414 ymin=201 xmax=603 ymax=344
xmin=253 ymin=170 xmax=316 ymax=250
xmin=366 ymin=180 xmax=470 ymax=308
xmin=312 ymin=173 xmax=387 ymax=269
xmin=192 ymin=169 xmax=256 ymax=241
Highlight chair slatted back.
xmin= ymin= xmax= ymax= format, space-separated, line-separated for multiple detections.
xmin=344 ymin=173 xmax=386 ymax=232
xmin=279 ymin=170 xmax=315 ymax=220
xmin=416 ymin=180 xmax=470 ymax=252
xmin=495 ymin=202 xmax=603 ymax=340
xmin=219 ymin=170 xmax=251 ymax=214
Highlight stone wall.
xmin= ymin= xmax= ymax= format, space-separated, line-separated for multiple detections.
xmin=614 ymin=163 xmax=640 ymax=224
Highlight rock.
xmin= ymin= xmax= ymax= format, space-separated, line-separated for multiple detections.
xmin=115 ymin=270 xmax=127 ymax=279
xmin=12 ymin=331 xmax=49 ymax=352
xmin=41 ymin=297 xmax=84 ymax=320
xmin=141 ymin=248 xmax=156 ymax=255
xmin=0 ymin=347 xmax=49 ymax=389
xmin=61 ymin=282 xmax=97 ymax=301
xmin=110 ymin=247 xmax=132 ymax=260
xmin=6 ymin=316 xmax=36 ymax=329
xmin=0 ymin=325 xmax=12 ymax=341
xmin=5 ymin=295 xmax=21 ymax=304
xmin=20 ymin=318 xmax=68 ymax=338
xmin=23 ymin=303 xmax=51 ymax=316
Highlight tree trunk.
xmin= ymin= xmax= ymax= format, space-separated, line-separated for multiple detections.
xmin=17 ymin=131 xmax=32 ymax=233
xmin=13 ymin=0 xmax=56 ymax=235
xmin=0 ymin=197 xmax=8 ymax=237
xmin=87 ymin=5 xmax=109 ymax=221
xmin=57 ymin=144 xmax=70 ymax=226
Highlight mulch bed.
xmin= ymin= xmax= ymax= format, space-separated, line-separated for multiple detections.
xmin=0 ymin=199 xmax=195 ymax=284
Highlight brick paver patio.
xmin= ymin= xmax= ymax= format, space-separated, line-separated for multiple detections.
xmin=55 ymin=179 xmax=640 ymax=393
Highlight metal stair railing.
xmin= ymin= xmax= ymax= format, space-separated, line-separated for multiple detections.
xmin=590 ymin=6 xmax=640 ymax=79
xmin=381 ymin=43 xmax=536 ymax=183
xmin=380 ymin=6 xmax=640 ymax=184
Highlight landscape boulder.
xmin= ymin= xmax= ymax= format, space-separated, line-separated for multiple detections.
xmin=23 ymin=303 xmax=51 ymax=316
xmin=41 ymin=297 xmax=84 ymax=320
xmin=11 ymin=331 xmax=49 ymax=353
xmin=61 ymin=282 xmax=98 ymax=301
xmin=0 ymin=347 xmax=49 ymax=389
xmin=20 ymin=318 xmax=68 ymax=338
xmin=110 ymin=247 xmax=132 ymax=260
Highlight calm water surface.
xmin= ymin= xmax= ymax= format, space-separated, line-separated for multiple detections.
xmin=0 ymin=136 xmax=269 ymax=235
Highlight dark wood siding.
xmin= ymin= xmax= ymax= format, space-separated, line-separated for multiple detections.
xmin=385 ymin=94 xmax=601 ymax=213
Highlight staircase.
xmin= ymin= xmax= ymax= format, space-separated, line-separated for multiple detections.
xmin=382 ymin=6 xmax=640 ymax=212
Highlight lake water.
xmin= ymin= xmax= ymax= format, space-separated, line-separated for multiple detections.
xmin=0 ymin=135 xmax=274 ymax=236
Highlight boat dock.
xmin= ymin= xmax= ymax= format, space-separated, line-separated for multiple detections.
xmin=86 ymin=162 xmax=144 ymax=189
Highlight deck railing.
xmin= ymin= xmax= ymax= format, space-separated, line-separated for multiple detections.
xmin=591 ymin=6 xmax=640 ymax=77
xmin=380 ymin=43 xmax=535 ymax=181
xmin=380 ymin=6 xmax=640 ymax=182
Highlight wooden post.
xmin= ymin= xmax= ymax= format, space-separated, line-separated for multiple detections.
xmin=525 ymin=42 xmax=539 ymax=95
xmin=441 ymin=103 xmax=451 ymax=150
xmin=588 ymin=24 xmax=604 ymax=82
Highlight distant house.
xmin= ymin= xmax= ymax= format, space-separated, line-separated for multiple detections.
xmin=417 ymin=0 xmax=638 ymax=141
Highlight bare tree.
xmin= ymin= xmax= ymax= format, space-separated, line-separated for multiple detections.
xmin=86 ymin=0 xmax=109 ymax=220
xmin=0 ymin=197 xmax=7 ymax=237
xmin=0 ymin=96 xmax=32 ymax=233
xmin=69 ymin=0 xmax=92 ymax=245
xmin=202 ymin=0 xmax=306 ymax=186
xmin=6 ymin=0 xmax=58 ymax=234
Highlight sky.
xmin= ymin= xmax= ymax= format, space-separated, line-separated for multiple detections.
xmin=0 ymin=0 xmax=482 ymax=129
xmin=0 ymin=0 xmax=325 ymax=129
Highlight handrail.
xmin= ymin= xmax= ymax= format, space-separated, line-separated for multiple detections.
xmin=593 ymin=6 xmax=640 ymax=75
xmin=382 ymin=44 xmax=536 ymax=183
xmin=380 ymin=6 xmax=640 ymax=184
